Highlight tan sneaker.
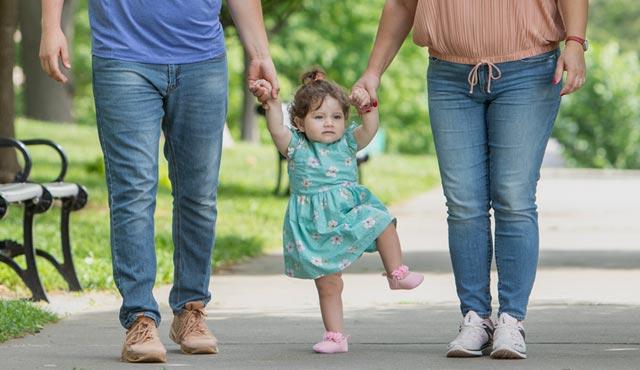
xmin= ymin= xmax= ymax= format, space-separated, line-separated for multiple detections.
xmin=170 ymin=301 xmax=218 ymax=354
xmin=121 ymin=316 xmax=167 ymax=363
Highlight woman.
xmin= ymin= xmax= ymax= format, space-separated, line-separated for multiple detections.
xmin=352 ymin=0 xmax=587 ymax=360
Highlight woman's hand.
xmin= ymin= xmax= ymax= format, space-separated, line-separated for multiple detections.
xmin=553 ymin=42 xmax=587 ymax=96
xmin=351 ymin=73 xmax=380 ymax=113
xmin=349 ymin=86 xmax=373 ymax=114
xmin=39 ymin=27 xmax=71 ymax=83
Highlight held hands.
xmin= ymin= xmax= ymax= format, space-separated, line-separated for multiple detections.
xmin=39 ymin=27 xmax=71 ymax=83
xmin=247 ymin=57 xmax=279 ymax=107
xmin=249 ymin=79 xmax=278 ymax=110
xmin=553 ymin=42 xmax=587 ymax=96
xmin=350 ymin=74 xmax=380 ymax=115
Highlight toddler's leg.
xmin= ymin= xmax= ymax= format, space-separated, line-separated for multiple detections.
xmin=313 ymin=273 xmax=349 ymax=353
xmin=376 ymin=224 xmax=403 ymax=275
xmin=377 ymin=224 xmax=424 ymax=290
xmin=315 ymin=273 xmax=344 ymax=332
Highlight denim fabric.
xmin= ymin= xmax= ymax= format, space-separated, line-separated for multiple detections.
xmin=427 ymin=50 xmax=561 ymax=320
xmin=92 ymin=55 xmax=228 ymax=328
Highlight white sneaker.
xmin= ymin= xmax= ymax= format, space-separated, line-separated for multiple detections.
xmin=446 ymin=311 xmax=494 ymax=357
xmin=490 ymin=313 xmax=527 ymax=359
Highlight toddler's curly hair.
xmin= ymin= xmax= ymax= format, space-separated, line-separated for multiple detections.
xmin=288 ymin=68 xmax=350 ymax=129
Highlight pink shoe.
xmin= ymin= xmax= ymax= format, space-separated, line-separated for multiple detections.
xmin=383 ymin=265 xmax=424 ymax=290
xmin=312 ymin=331 xmax=349 ymax=354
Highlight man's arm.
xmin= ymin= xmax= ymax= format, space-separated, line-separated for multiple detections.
xmin=352 ymin=0 xmax=418 ymax=109
xmin=227 ymin=0 xmax=279 ymax=102
xmin=40 ymin=0 xmax=70 ymax=83
xmin=555 ymin=0 xmax=588 ymax=95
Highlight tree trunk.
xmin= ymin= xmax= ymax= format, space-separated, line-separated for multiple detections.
xmin=240 ymin=51 xmax=259 ymax=142
xmin=0 ymin=0 xmax=20 ymax=183
xmin=19 ymin=0 xmax=75 ymax=123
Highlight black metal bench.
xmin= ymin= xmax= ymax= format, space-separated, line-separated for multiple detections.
xmin=0 ymin=137 xmax=88 ymax=301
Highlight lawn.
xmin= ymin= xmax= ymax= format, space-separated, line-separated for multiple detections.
xmin=0 ymin=118 xmax=439 ymax=294
xmin=0 ymin=300 xmax=58 ymax=343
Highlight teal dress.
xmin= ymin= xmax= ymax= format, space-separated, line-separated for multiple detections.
xmin=283 ymin=124 xmax=395 ymax=279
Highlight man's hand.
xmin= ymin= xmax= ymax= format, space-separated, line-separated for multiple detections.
xmin=553 ymin=42 xmax=586 ymax=96
xmin=247 ymin=57 xmax=279 ymax=106
xmin=39 ymin=27 xmax=71 ymax=83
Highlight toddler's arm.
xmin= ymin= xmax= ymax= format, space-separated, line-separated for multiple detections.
xmin=350 ymin=86 xmax=379 ymax=150
xmin=249 ymin=80 xmax=291 ymax=157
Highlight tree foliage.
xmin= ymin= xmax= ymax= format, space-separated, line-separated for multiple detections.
xmin=555 ymin=42 xmax=640 ymax=169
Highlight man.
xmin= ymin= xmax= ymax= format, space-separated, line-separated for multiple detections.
xmin=40 ymin=0 xmax=278 ymax=363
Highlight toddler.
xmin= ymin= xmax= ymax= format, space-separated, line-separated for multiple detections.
xmin=250 ymin=68 xmax=424 ymax=354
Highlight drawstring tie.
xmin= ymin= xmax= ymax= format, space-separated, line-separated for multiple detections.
xmin=468 ymin=61 xmax=502 ymax=94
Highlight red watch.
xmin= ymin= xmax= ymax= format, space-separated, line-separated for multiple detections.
xmin=565 ymin=36 xmax=588 ymax=51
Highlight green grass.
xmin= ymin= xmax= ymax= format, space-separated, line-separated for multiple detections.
xmin=0 ymin=300 xmax=58 ymax=343
xmin=0 ymin=118 xmax=439 ymax=294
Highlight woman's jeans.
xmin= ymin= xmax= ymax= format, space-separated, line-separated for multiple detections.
xmin=92 ymin=55 xmax=228 ymax=328
xmin=427 ymin=50 xmax=561 ymax=320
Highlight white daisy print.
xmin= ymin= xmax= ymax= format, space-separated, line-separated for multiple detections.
xmin=307 ymin=157 xmax=320 ymax=168
xmin=297 ymin=195 xmax=308 ymax=205
xmin=330 ymin=235 xmax=344 ymax=245
xmin=319 ymin=148 xmax=329 ymax=156
xmin=348 ymin=245 xmax=359 ymax=253
xmin=302 ymin=178 xmax=312 ymax=188
xmin=326 ymin=166 xmax=338 ymax=178
xmin=311 ymin=257 xmax=323 ymax=266
xmin=345 ymin=157 xmax=353 ymax=166
xmin=295 ymin=240 xmax=305 ymax=251
xmin=339 ymin=188 xmax=350 ymax=199
xmin=363 ymin=217 xmax=376 ymax=229
xmin=339 ymin=259 xmax=351 ymax=270
xmin=328 ymin=220 xmax=338 ymax=229
xmin=311 ymin=232 xmax=321 ymax=240
xmin=359 ymin=192 xmax=366 ymax=201
xmin=285 ymin=241 xmax=294 ymax=252
xmin=285 ymin=268 xmax=294 ymax=277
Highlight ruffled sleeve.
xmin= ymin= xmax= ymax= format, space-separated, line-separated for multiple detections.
xmin=286 ymin=126 xmax=306 ymax=159
xmin=344 ymin=123 xmax=359 ymax=153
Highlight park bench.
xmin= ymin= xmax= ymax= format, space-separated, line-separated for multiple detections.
xmin=0 ymin=137 xmax=88 ymax=302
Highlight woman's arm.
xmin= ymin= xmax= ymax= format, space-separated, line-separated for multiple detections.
xmin=352 ymin=0 xmax=418 ymax=109
xmin=555 ymin=0 xmax=589 ymax=96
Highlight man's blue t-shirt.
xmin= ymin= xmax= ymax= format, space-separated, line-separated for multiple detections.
xmin=89 ymin=0 xmax=225 ymax=64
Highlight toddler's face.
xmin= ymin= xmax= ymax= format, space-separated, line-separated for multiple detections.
xmin=295 ymin=96 xmax=346 ymax=144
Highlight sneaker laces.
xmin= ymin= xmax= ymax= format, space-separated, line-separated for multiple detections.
xmin=179 ymin=307 xmax=209 ymax=339
xmin=126 ymin=318 xmax=156 ymax=346
xmin=496 ymin=317 xmax=525 ymax=341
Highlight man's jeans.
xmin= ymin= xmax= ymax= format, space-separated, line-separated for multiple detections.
xmin=427 ymin=50 xmax=561 ymax=320
xmin=92 ymin=55 xmax=228 ymax=328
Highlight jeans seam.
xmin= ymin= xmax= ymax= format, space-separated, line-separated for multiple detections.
xmin=166 ymin=135 xmax=183 ymax=308
xmin=95 ymin=109 xmax=121 ymax=290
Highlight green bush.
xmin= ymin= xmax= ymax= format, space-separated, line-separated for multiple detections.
xmin=554 ymin=42 xmax=640 ymax=169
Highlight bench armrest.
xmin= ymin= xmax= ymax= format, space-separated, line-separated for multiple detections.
xmin=0 ymin=137 xmax=33 ymax=182
xmin=20 ymin=139 xmax=69 ymax=182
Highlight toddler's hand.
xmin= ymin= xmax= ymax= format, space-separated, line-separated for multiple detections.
xmin=349 ymin=86 xmax=374 ymax=114
xmin=249 ymin=79 xmax=274 ymax=109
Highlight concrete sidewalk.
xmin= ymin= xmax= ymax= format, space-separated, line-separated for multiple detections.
xmin=1 ymin=168 xmax=639 ymax=369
